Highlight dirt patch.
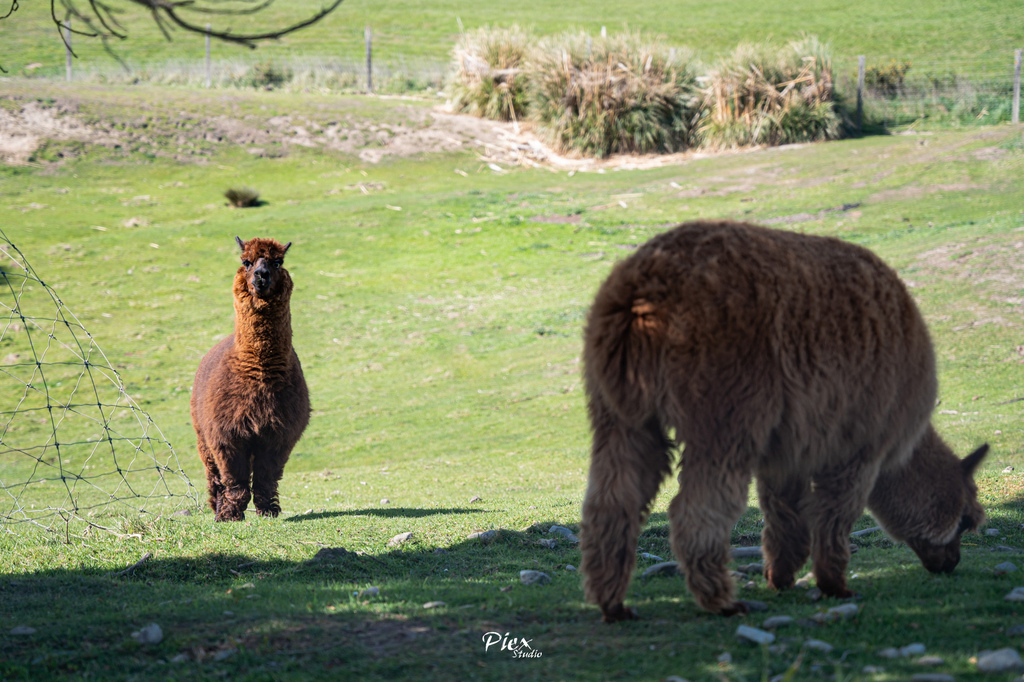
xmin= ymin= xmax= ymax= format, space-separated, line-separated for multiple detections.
xmin=0 ymin=101 xmax=124 ymax=164
xmin=867 ymin=183 xmax=988 ymax=204
xmin=763 ymin=203 xmax=862 ymax=225
xmin=915 ymin=234 xmax=1024 ymax=317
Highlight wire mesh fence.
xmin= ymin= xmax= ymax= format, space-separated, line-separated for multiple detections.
xmin=0 ymin=230 xmax=197 ymax=533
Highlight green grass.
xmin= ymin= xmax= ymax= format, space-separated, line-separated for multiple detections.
xmin=3 ymin=83 xmax=1024 ymax=680
xmin=2 ymin=0 xmax=1023 ymax=84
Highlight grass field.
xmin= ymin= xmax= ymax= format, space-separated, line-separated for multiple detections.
xmin=3 ymin=80 xmax=1024 ymax=680
xmin=2 ymin=0 xmax=1023 ymax=84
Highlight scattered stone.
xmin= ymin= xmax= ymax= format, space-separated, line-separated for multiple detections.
xmin=1007 ymin=624 xmax=1024 ymax=636
xmin=222 ymin=611 xmax=234 ymax=617
xmin=977 ymin=648 xmax=1024 ymax=673
xmin=762 ymin=616 xmax=794 ymax=629
xmin=380 ymin=498 xmax=390 ymax=505
xmin=828 ymin=603 xmax=859 ymax=620
xmin=131 ymin=623 xmax=163 ymax=645
xmin=310 ymin=547 xmax=354 ymax=563
xmin=9 ymin=626 xmax=35 ymax=635
xmin=169 ymin=653 xmax=189 ymax=663
xmin=862 ymin=665 xmax=884 ymax=674
xmin=996 ymin=562 xmax=1018 ymax=575
xmin=768 ymin=644 xmax=787 ymax=655
xmin=467 ymin=530 xmax=498 ymax=542
xmin=520 ymin=570 xmax=551 ymax=586
xmin=901 ymin=643 xmax=927 ymax=657
xmin=565 ymin=565 xmax=576 ymax=571
xmin=388 ymin=532 xmax=414 ymax=547
xmin=212 ymin=649 xmax=236 ymax=661
xmin=731 ymin=546 xmax=763 ymax=559
xmin=359 ymin=586 xmax=380 ymax=598
xmin=804 ymin=639 xmax=834 ymax=653
xmin=1004 ymin=466 xmax=1015 ymax=474
xmin=538 ymin=538 xmax=557 ymax=549
xmin=730 ymin=570 xmax=745 ymax=580
xmin=807 ymin=587 xmax=822 ymax=602
xmin=795 ymin=572 xmax=815 ymax=589
xmin=736 ymin=624 xmax=775 ymax=645
xmin=643 ymin=561 xmax=681 ymax=578
xmin=850 ymin=526 xmax=882 ymax=537
xmin=549 ymin=526 xmax=579 ymax=543
xmin=718 ymin=652 xmax=733 ymax=663
xmin=795 ymin=618 xmax=820 ymax=629
xmin=878 ymin=648 xmax=900 ymax=659
xmin=910 ymin=675 xmax=954 ymax=682
xmin=743 ymin=580 xmax=757 ymax=590
xmin=469 ymin=496 xmax=482 ymax=503
xmin=170 ymin=509 xmax=192 ymax=517
xmin=987 ymin=528 xmax=1002 ymax=537
xmin=996 ymin=545 xmax=1019 ymax=552
xmin=739 ymin=600 xmax=768 ymax=612
xmin=665 ymin=677 xmax=691 ymax=682
xmin=433 ymin=548 xmax=448 ymax=555
xmin=1005 ymin=587 xmax=1024 ymax=602
xmin=639 ymin=552 xmax=664 ymax=561
xmin=916 ymin=656 xmax=945 ymax=666
xmin=739 ymin=563 xmax=764 ymax=575
xmin=422 ymin=601 xmax=446 ymax=609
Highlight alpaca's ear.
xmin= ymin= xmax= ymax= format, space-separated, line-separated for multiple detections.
xmin=961 ymin=444 xmax=989 ymax=476
xmin=235 ymin=236 xmax=245 ymax=252
xmin=283 ymin=241 xmax=292 ymax=254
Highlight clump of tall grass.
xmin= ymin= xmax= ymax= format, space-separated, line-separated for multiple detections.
xmin=530 ymin=31 xmax=702 ymax=157
xmin=448 ymin=25 xmax=533 ymax=122
xmin=224 ymin=187 xmax=261 ymax=208
xmin=699 ymin=36 xmax=841 ymax=148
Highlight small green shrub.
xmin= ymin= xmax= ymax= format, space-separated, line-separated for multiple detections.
xmin=699 ymin=36 xmax=841 ymax=148
xmin=224 ymin=187 xmax=261 ymax=208
xmin=238 ymin=61 xmax=293 ymax=90
xmin=448 ymin=25 xmax=533 ymax=122
xmin=866 ymin=59 xmax=912 ymax=98
xmin=530 ymin=32 xmax=702 ymax=157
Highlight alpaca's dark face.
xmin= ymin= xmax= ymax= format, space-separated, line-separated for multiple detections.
xmin=235 ymin=236 xmax=291 ymax=300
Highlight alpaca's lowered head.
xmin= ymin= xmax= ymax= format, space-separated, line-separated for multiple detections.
xmin=234 ymin=236 xmax=292 ymax=303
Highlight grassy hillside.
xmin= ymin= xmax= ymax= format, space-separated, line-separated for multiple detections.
xmin=2 ymin=82 xmax=1024 ymax=680
xmin=1 ymin=0 xmax=1022 ymax=82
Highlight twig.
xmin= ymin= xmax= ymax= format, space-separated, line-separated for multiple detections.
xmin=996 ymin=397 xmax=1024 ymax=406
xmin=110 ymin=551 xmax=153 ymax=577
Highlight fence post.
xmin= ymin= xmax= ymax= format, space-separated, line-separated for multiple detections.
xmin=1014 ymin=48 xmax=1022 ymax=125
xmin=600 ymin=25 xmax=606 ymax=38
xmin=856 ymin=55 xmax=865 ymax=130
xmin=64 ymin=20 xmax=72 ymax=82
xmin=205 ymin=24 xmax=212 ymax=88
xmin=365 ymin=26 xmax=373 ymax=93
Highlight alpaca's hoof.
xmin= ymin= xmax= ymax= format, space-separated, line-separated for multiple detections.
xmin=719 ymin=601 xmax=750 ymax=617
xmin=601 ymin=604 xmax=638 ymax=623
xmin=255 ymin=504 xmax=281 ymax=518
xmin=765 ymin=568 xmax=795 ymax=591
xmin=216 ymin=508 xmax=245 ymax=522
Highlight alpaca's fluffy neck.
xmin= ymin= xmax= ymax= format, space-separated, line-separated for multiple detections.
xmin=231 ymin=273 xmax=294 ymax=380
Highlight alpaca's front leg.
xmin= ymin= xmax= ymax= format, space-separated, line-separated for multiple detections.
xmin=252 ymin=449 xmax=288 ymax=517
xmin=213 ymin=443 xmax=252 ymax=522
xmin=581 ymin=398 xmax=672 ymax=623
xmin=758 ymin=474 xmax=811 ymax=591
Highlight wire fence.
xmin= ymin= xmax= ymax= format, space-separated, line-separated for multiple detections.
xmin=0 ymin=230 xmax=198 ymax=534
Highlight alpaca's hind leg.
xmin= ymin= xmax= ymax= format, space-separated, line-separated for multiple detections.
xmin=252 ymin=451 xmax=287 ymax=517
xmin=196 ymin=436 xmax=223 ymax=514
xmin=669 ymin=443 xmax=753 ymax=615
xmin=758 ymin=475 xmax=811 ymax=590
xmin=212 ymin=444 xmax=252 ymax=522
xmin=807 ymin=455 xmax=880 ymax=598
xmin=581 ymin=400 xmax=672 ymax=623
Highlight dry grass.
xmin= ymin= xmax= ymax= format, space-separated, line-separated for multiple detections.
xmin=699 ymin=36 xmax=842 ymax=148
xmin=529 ymin=31 xmax=702 ymax=157
xmin=447 ymin=25 xmax=533 ymax=122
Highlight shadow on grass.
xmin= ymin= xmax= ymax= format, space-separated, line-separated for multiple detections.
xmin=285 ymin=507 xmax=483 ymax=522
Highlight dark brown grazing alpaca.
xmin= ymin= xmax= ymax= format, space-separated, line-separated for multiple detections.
xmin=580 ymin=220 xmax=988 ymax=622
xmin=191 ymin=237 xmax=310 ymax=522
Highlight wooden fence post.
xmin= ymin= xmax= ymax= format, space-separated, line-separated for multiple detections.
xmin=365 ymin=26 xmax=373 ymax=93
xmin=205 ymin=24 xmax=212 ymax=88
xmin=1013 ymin=48 xmax=1022 ymax=125
xmin=600 ymin=26 xmax=606 ymax=38
xmin=64 ymin=20 xmax=72 ymax=82
xmin=856 ymin=55 xmax=865 ymax=130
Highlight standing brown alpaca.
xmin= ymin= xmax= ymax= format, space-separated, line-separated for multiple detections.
xmin=191 ymin=237 xmax=310 ymax=522
xmin=580 ymin=220 xmax=988 ymax=622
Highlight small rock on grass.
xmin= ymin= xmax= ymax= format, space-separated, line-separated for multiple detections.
xmin=169 ymin=653 xmax=189 ymax=663
xmin=736 ymin=625 xmax=775 ymax=645
xmin=520 ymin=570 xmax=551 ymax=586
xmin=717 ymin=652 xmax=733 ymax=663
xmin=986 ymin=528 xmax=1002 ymax=537
xmin=762 ymin=616 xmax=794 ymax=629
xmin=665 ymin=677 xmax=691 ymax=682
xmin=976 ymin=648 xmax=1024 ymax=673
xmin=901 ymin=643 xmax=927 ymax=657
xmin=213 ymin=649 xmax=236 ymax=661
xmin=359 ymin=586 xmax=380 ymax=598
xmin=131 ymin=623 xmax=163 ymax=645
xmin=642 ymin=561 xmax=680 ymax=578
xmin=565 ymin=564 xmax=576 ymax=571
xmin=804 ymin=639 xmax=834 ymax=653
xmin=388 ymin=532 xmax=414 ymax=547
xmin=422 ymin=601 xmax=446 ymax=609
xmin=1007 ymin=624 xmax=1024 ymax=636
xmin=170 ymin=509 xmax=192 ymax=518
xmin=1005 ymin=587 xmax=1024 ymax=602
xmin=739 ymin=563 xmax=764 ymax=575
xmin=639 ymin=552 xmax=663 ymax=561
xmin=911 ymin=675 xmax=955 ymax=682
xmin=380 ymin=498 xmax=390 ymax=505
xmin=862 ymin=666 xmax=884 ymax=674
xmin=469 ymin=496 xmax=482 ymax=503
xmin=9 ymin=626 xmax=35 ymax=635
xmin=738 ymin=600 xmax=768 ymax=612
xmin=916 ymin=656 xmax=945 ymax=666
xmin=538 ymin=538 xmax=557 ymax=549
xmin=549 ymin=526 xmax=579 ymax=543
xmin=467 ymin=530 xmax=498 ymax=542
xmin=996 ymin=562 xmax=1019 ymax=575
xmin=806 ymin=587 xmax=823 ymax=602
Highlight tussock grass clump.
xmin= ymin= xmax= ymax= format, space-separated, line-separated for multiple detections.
xmin=700 ymin=36 xmax=841 ymax=148
xmin=530 ymin=32 xmax=702 ymax=158
xmin=236 ymin=61 xmax=293 ymax=90
xmin=448 ymin=25 xmax=533 ymax=122
xmin=224 ymin=187 xmax=261 ymax=208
